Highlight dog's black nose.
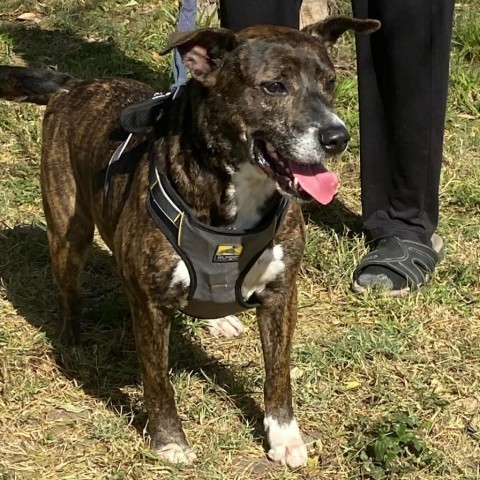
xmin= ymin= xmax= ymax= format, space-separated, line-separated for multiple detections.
xmin=319 ymin=125 xmax=350 ymax=155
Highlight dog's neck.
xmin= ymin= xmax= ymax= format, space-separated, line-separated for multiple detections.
xmin=158 ymin=86 xmax=280 ymax=229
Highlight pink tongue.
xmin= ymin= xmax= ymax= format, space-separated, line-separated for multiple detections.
xmin=288 ymin=162 xmax=339 ymax=205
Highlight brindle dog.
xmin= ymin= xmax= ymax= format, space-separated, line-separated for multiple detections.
xmin=0 ymin=17 xmax=379 ymax=468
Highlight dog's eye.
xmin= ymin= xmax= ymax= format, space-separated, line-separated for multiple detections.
xmin=261 ymin=81 xmax=287 ymax=96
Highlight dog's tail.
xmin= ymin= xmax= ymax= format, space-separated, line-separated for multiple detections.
xmin=0 ymin=65 xmax=77 ymax=105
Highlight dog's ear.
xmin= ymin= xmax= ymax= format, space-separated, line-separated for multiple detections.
xmin=160 ymin=28 xmax=238 ymax=87
xmin=302 ymin=15 xmax=380 ymax=47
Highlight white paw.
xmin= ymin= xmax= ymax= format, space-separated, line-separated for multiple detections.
xmin=156 ymin=443 xmax=197 ymax=464
xmin=264 ymin=416 xmax=307 ymax=469
xmin=204 ymin=315 xmax=245 ymax=338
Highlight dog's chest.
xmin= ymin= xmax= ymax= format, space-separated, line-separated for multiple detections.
xmin=165 ymin=164 xmax=286 ymax=313
xmin=229 ymin=163 xmax=277 ymax=230
xmin=169 ymin=244 xmax=285 ymax=302
xmin=228 ymin=164 xmax=285 ymax=299
xmin=148 ymin=154 xmax=292 ymax=318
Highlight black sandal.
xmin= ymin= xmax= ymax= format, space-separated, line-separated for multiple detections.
xmin=352 ymin=234 xmax=444 ymax=297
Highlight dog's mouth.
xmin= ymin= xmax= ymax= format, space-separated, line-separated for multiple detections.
xmin=252 ymin=139 xmax=339 ymax=205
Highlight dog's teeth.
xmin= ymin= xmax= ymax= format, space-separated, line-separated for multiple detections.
xmin=293 ymin=177 xmax=299 ymax=188
xmin=265 ymin=142 xmax=279 ymax=160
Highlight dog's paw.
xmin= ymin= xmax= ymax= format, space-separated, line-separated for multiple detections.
xmin=155 ymin=443 xmax=197 ymax=464
xmin=204 ymin=315 xmax=245 ymax=338
xmin=264 ymin=416 xmax=307 ymax=469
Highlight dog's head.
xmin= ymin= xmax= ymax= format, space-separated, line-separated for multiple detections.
xmin=162 ymin=16 xmax=380 ymax=204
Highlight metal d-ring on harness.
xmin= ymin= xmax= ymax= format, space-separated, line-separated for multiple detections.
xmin=104 ymin=0 xmax=291 ymax=318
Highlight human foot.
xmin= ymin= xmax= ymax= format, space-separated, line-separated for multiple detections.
xmin=352 ymin=234 xmax=443 ymax=297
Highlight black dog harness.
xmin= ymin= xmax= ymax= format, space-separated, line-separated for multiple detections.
xmin=147 ymin=157 xmax=289 ymax=318
xmin=110 ymin=93 xmax=290 ymax=319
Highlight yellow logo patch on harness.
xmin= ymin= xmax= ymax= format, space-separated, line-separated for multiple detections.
xmin=213 ymin=244 xmax=243 ymax=262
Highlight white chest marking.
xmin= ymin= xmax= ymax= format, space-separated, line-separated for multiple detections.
xmin=170 ymin=260 xmax=190 ymax=288
xmin=242 ymin=245 xmax=285 ymax=300
xmin=230 ymin=163 xmax=276 ymax=230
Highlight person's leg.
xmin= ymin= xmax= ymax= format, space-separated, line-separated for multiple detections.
xmin=219 ymin=0 xmax=302 ymax=31
xmin=351 ymin=0 xmax=454 ymax=293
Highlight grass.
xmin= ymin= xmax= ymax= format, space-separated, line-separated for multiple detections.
xmin=0 ymin=1 xmax=479 ymax=479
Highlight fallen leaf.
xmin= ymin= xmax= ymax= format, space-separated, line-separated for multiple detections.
xmin=344 ymin=380 xmax=361 ymax=390
xmin=16 ymin=12 xmax=41 ymax=23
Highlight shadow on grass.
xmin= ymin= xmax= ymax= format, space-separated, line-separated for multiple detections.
xmin=0 ymin=23 xmax=170 ymax=88
xmin=0 ymin=223 xmax=265 ymax=442
xmin=303 ymin=197 xmax=363 ymax=238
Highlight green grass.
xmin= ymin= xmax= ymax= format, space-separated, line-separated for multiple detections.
xmin=1 ymin=1 xmax=480 ymax=479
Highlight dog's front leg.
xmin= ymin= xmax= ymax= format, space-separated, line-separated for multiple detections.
xmin=131 ymin=303 xmax=197 ymax=464
xmin=257 ymin=281 xmax=307 ymax=469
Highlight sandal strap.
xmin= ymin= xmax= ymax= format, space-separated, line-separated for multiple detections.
xmin=354 ymin=236 xmax=442 ymax=288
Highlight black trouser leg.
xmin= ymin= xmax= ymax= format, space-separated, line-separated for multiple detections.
xmin=219 ymin=0 xmax=302 ymax=31
xmin=351 ymin=0 xmax=455 ymax=245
